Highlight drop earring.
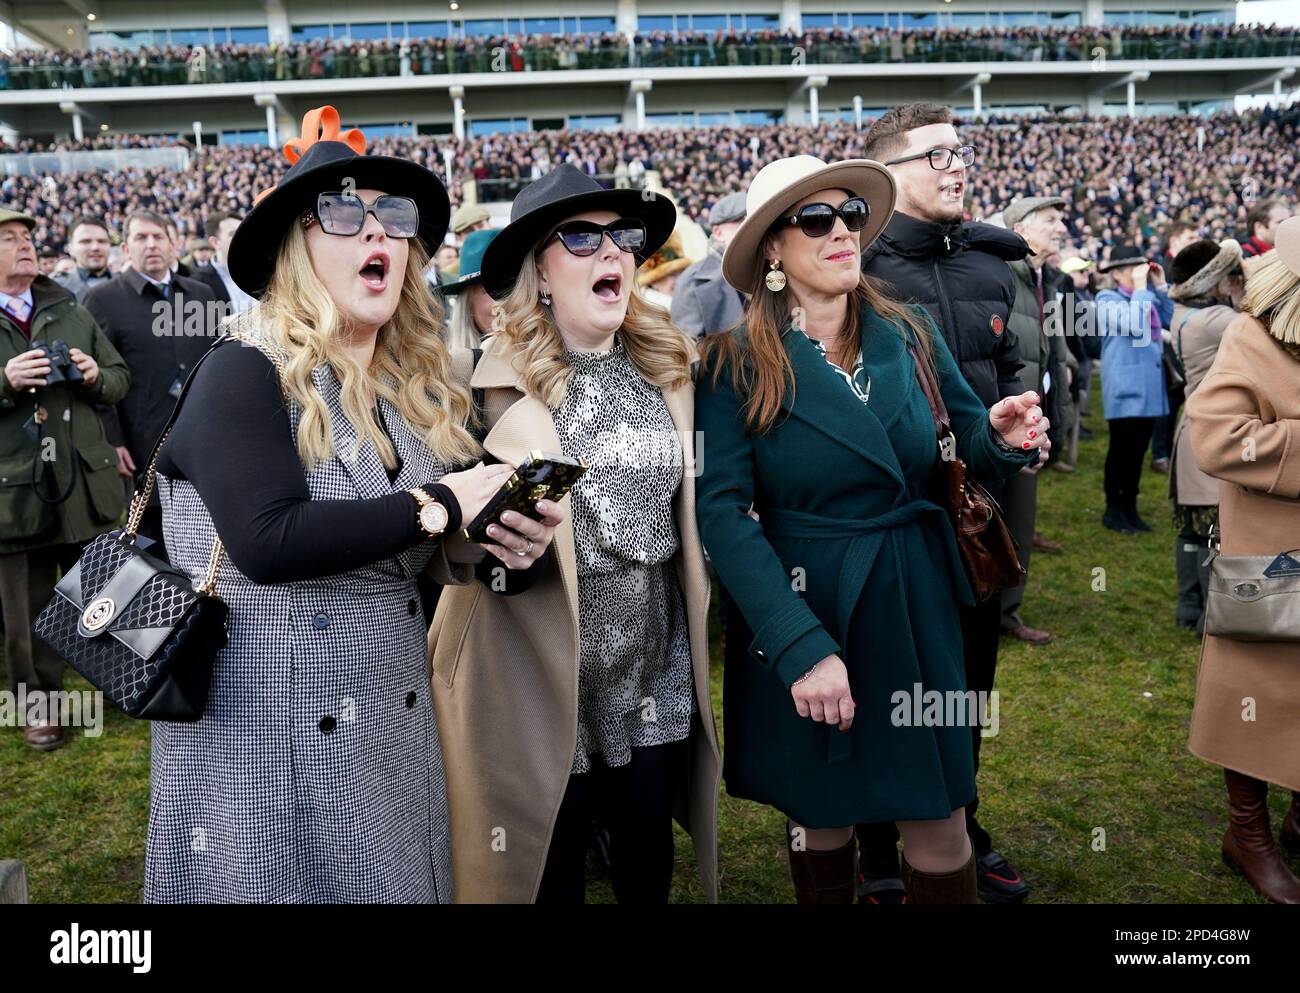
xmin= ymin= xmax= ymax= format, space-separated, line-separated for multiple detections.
xmin=540 ymin=289 xmax=551 ymax=306
xmin=765 ymin=259 xmax=787 ymax=292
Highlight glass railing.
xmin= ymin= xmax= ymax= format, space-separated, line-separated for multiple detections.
xmin=2 ymin=32 xmax=1296 ymax=90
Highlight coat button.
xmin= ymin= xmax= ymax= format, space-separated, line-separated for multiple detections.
xmin=318 ymin=716 xmax=336 ymax=734
xmin=407 ymin=599 xmax=418 ymax=616
xmin=405 ymin=691 xmax=417 ymax=709
xmin=754 ymin=649 xmax=767 ymax=661
xmin=311 ymin=611 xmax=330 ymax=630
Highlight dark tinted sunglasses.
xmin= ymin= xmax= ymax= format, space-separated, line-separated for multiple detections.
xmin=304 ymin=192 xmax=420 ymax=238
xmin=545 ymin=219 xmax=647 ymax=257
xmin=772 ymin=196 xmax=870 ymax=238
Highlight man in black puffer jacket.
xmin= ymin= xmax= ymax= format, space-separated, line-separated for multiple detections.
xmin=858 ymin=102 xmax=1033 ymax=906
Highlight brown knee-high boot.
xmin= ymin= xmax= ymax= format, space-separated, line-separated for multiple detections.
xmin=1278 ymin=791 xmax=1300 ymax=858
xmin=901 ymin=851 xmax=978 ymax=904
xmin=787 ymin=826 xmax=856 ymax=905
xmin=1222 ymin=769 xmax=1300 ymax=904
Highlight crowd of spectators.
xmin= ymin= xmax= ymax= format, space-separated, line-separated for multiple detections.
xmin=3 ymin=104 xmax=1297 ymax=267
xmin=2 ymin=22 xmax=1297 ymax=89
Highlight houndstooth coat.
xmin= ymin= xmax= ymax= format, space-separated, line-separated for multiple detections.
xmin=145 ymin=332 xmax=469 ymax=903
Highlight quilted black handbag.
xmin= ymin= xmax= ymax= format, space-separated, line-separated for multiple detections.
xmin=33 ymin=342 xmax=229 ymax=721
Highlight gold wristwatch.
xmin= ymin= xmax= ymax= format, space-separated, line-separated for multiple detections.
xmin=407 ymin=487 xmax=449 ymax=538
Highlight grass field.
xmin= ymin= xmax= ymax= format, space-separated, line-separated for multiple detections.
xmin=1 ymin=388 xmax=1288 ymax=904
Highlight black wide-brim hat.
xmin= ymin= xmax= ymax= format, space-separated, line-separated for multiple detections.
xmin=229 ymin=106 xmax=451 ymax=299
xmin=479 ymin=163 xmax=676 ymax=300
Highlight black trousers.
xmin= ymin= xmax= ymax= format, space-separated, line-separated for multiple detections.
xmin=856 ymin=595 xmax=1003 ymax=870
xmin=536 ymin=738 xmax=688 ymax=904
xmin=1105 ymin=417 xmax=1156 ymax=510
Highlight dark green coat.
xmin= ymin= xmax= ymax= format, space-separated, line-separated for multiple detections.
xmin=695 ymin=309 xmax=1036 ymax=827
xmin=0 ymin=276 xmax=130 ymax=554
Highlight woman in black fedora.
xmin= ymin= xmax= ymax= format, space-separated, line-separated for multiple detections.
xmin=428 ymin=164 xmax=721 ymax=904
xmin=145 ymin=106 xmax=563 ymax=903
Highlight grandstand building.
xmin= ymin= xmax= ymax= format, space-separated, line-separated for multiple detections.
xmin=0 ymin=0 xmax=1294 ymax=147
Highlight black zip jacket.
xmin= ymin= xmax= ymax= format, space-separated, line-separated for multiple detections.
xmin=862 ymin=211 xmax=1030 ymax=410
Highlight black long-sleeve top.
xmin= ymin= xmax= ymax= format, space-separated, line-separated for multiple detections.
xmin=155 ymin=340 xmax=458 ymax=585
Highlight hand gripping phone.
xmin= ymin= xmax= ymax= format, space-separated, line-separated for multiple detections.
xmin=461 ymin=450 xmax=587 ymax=544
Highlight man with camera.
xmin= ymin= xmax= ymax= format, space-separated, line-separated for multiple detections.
xmin=0 ymin=207 xmax=130 ymax=751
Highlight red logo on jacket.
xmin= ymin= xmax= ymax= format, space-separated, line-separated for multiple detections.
xmin=990 ymin=315 xmax=1004 ymax=335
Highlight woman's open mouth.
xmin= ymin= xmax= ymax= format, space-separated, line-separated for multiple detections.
xmin=359 ymin=252 xmax=390 ymax=291
xmin=825 ymin=250 xmax=856 ymax=263
xmin=592 ymin=272 xmax=622 ymax=302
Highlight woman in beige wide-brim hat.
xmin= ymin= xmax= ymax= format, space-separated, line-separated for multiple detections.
xmin=1187 ymin=214 xmax=1300 ymax=904
xmin=695 ymin=155 xmax=1049 ymax=903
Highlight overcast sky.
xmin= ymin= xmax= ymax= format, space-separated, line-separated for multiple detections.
xmin=1239 ymin=1 xmax=1300 ymax=27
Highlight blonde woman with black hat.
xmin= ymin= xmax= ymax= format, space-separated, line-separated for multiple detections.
xmin=1166 ymin=238 xmax=1244 ymax=634
xmin=429 ymin=163 xmax=721 ymax=904
xmin=695 ymin=155 xmax=1048 ymax=903
xmin=145 ymin=106 xmax=560 ymax=903
xmin=1187 ymin=215 xmax=1300 ymax=904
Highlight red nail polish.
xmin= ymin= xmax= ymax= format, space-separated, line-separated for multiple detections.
xmin=1022 ymin=441 xmax=1031 ymax=449
xmin=1028 ymin=430 xmax=1036 ymax=439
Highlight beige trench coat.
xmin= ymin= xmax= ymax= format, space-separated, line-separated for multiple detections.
xmin=1170 ymin=302 xmax=1236 ymax=508
xmin=427 ymin=336 xmax=721 ymax=902
xmin=1187 ymin=314 xmax=1300 ymax=791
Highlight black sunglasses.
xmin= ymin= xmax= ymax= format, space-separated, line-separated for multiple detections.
xmin=884 ymin=145 xmax=976 ymax=171
xmin=304 ymin=192 xmax=420 ymax=238
xmin=772 ymin=197 xmax=870 ymax=239
xmin=544 ymin=219 xmax=647 ymax=257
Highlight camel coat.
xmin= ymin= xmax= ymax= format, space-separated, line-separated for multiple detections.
xmin=1187 ymin=314 xmax=1300 ymax=791
xmin=427 ymin=336 xmax=721 ymax=902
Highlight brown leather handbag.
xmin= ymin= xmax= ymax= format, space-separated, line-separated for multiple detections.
xmin=909 ymin=341 xmax=1025 ymax=602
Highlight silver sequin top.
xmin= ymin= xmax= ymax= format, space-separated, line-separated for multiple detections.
xmin=549 ymin=335 xmax=695 ymax=774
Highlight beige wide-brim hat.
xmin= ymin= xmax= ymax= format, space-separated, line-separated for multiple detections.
xmin=721 ymin=155 xmax=896 ymax=293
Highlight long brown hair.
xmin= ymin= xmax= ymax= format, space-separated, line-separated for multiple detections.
xmin=699 ymin=261 xmax=934 ymax=435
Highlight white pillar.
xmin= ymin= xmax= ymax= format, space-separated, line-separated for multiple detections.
xmin=781 ymin=0 xmax=802 ymax=33
xmin=71 ymin=111 xmax=84 ymax=142
xmin=1082 ymin=0 xmax=1104 ymax=28
xmin=616 ymin=0 xmax=637 ymax=35
xmin=264 ymin=0 xmax=291 ymax=45
xmin=192 ymin=120 xmax=203 ymax=147
xmin=629 ymin=79 xmax=652 ymax=131
xmin=1126 ymin=79 xmax=1136 ymax=118
xmin=805 ymin=75 xmax=827 ymax=128
xmin=1275 ymin=78 xmax=1284 ymax=108
xmin=852 ymin=95 xmax=863 ymax=130
xmin=450 ymin=86 xmax=466 ymax=141
xmin=972 ymin=82 xmax=983 ymax=120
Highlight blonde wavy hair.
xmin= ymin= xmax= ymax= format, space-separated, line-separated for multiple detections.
xmin=244 ymin=223 xmax=481 ymax=470
xmin=494 ymin=247 xmax=695 ymax=405
xmin=445 ymin=286 xmax=485 ymax=351
xmin=1242 ymin=249 xmax=1300 ymax=347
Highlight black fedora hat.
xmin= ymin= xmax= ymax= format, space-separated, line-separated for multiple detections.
xmin=228 ymin=106 xmax=450 ymax=299
xmin=1098 ymin=244 xmax=1149 ymax=273
xmin=479 ymin=163 xmax=676 ymax=300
